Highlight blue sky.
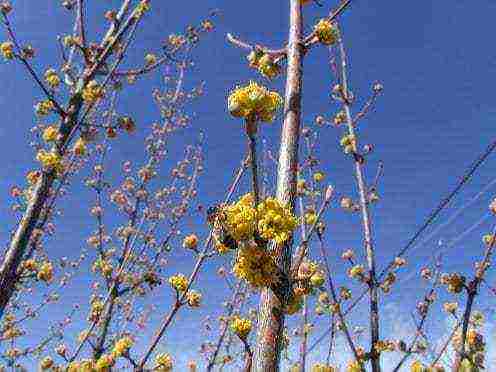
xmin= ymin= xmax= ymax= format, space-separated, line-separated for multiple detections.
xmin=1 ymin=0 xmax=496 ymax=370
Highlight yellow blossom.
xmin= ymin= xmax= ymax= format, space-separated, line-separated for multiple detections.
xmin=224 ymin=193 xmax=257 ymax=241
xmin=40 ymin=356 xmax=54 ymax=370
xmin=202 ymin=19 xmax=214 ymax=31
xmin=35 ymin=99 xmax=55 ymax=116
xmin=410 ymin=360 xmax=427 ymax=372
xmin=305 ymin=211 xmax=318 ymax=226
xmin=228 ymin=81 xmax=282 ymax=123
xmin=0 ymin=41 xmax=13 ymax=59
xmin=215 ymin=242 xmax=229 ymax=255
xmin=118 ymin=116 xmax=136 ymax=133
xmin=257 ymin=54 xmax=280 ymax=79
xmin=334 ymin=110 xmax=347 ymax=125
xmin=257 ymin=197 xmax=297 ymax=244
xmin=482 ymin=233 xmax=496 ymax=246
xmin=37 ymin=262 xmax=53 ymax=282
xmin=95 ymin=354 xmax=114 ymax=371
xmin=145 ymin=53 xmax=157 ymax=66
xmin=155 ymin=353 xmax=173 ymax=371
xmin=231 ymin=317 xmax=252 ymax=339
xmin=313 ymin=171 xmax=325 ymax=182
xmin=346 ymin=361 xmax=363 ymax=372
xmin=82 ymin=80 xmax=105 ymax=103
xmin=233 ymin=244 xmax=277 ymax=288
xmin=443 ymin=302 xmax=458 ymax=314
xmin=89 ymin=299 xmax=104 ymax=322
xmin=44 ymin=68 xmax=60 ymax=88
xmin=73 ymin=138 xmax=87 ymax=156
xmin=310 ymin=272 xmax=325 ymax=287
xmin=348 ymin=265 xmax=364 ymax=280
xmin=112 ymin=336 xmax=133 ymax=357
xmin=312 ymin=363 xmax=336 ymax=372
xmin=42 ymin=125 xmax=58 ymax=142
xmin=26 ymin=170 xmax=41 ymax=185
xmin=340 ymin=134 xmax=356 ymax=154
xmin=247 ymin=49 xmax=263 ymax=68
xmin=314 ymin=19 xmax=338 ymax=45
xmin=183 ymin=234 xmax=199 ymax=250
xmin=186 ymin=290 xmax=202 ymax=307
xmin=63 ymin=35 xmax=78 ymax=47
xmin=134 ymin=0 xmax=150 ymax=18
xmin=22 ymin=258 xmax=38 ymax=271
xmin=168 ymin=273 xmax=188 ymax=292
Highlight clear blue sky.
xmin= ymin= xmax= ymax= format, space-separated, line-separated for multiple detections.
xmin=1 ymin=0 xmax=496 ymax=370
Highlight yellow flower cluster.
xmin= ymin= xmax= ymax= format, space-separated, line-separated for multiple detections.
xmin=186 ymin=290 xmax=202 ymax=307
xmin=112 ymin=336 xmax=133 ymax=357
xmin=215 ymin=242 xmax=229 ymax=255
xmin=67 ymin=359 xmax=96 ymax=372
xmin=145 ymin=53 xmax=157 ymax=66
xmin=37 ymin=262 xmax=53 ymax=282
xmin=233 ymin=244 xmax=277 ymax=288
xmin=348 ymin=264 xmax=364 ymax=280
xmin=410 ymin=361 xmax=445 ymax=372
xmin=340 ymin=134 xmax=356 ymax=154
xmin=440 ymin=272 xmax=465 ymax=294
xmin=92 ymin=258 xmax=113 ymax=278
xmin=482 ymin=233 xmax=495 ymax=246
xmin=2 ymin=323 xmax=22 ymax=340
xmin=118 ymin=116 xmax=136 ymax=133
xmin=168 ymin=273 xmax=188 ymax=292
xmin=155 ymin=353 xmax=173 ymax=371
xmin=224 ymin=193 xmax=257 ymax=241
xmin=96 ymin=354 xmax=115 ymax=371
xmin=43 ymin=125 xmax=58 ymax=142
xmin=294 ymin=260 xmax=325 ymax=295
xmin=314 ymin=19 xmax=338 ymax=45
xmin=44 ymin=68 xmax=60 ymax=88
xmin=334 ymin=110 xmax=347 ymax=125
xmin=443 ymin=302 xmax=458 ymax=314
xmin=40 ymin=356 xmax=54 ymax=370
xmin=310 ymin=271 xmax=325 ymax=287
xmin=134 ymin=0 xmax=150 ymax=18
xmin=37 ymin=150 xmax=62 ymax=172
xmin=257 ymin=197 xmax=297 ymax=244
xmin=247 ymin=50 xmax=281 ymax=79
xmin=304 ymin=210 xmax=318 ymax=226
xmin=230 ymin=317 xmax=252 ymax=339
xmin=66 ymin=357 xmax=119 ymax=372
xmin=0 ymin=41 xmax=13 ymax=59
xmin=228 ymin=81 xmax=282 ymax=122
xmin=88 ymin=299 xmax=104 ymax=322
xmin=297 ymin=179 xmax=307 ymax=195
xmin=35 ymin=99 xmax=55 ymax=116
xmin=313 ymin=171 xmax=325 ymax=182
xmin=168 ymin=34 xmax=186 ymax=48
xmin=73 ymin=138 xmax=87 ymax=156
xmin=311 ymin=363 xmax=336 ymax=372
xmin=183 ymin=234 xmax=199 ymax=250
xmin=374 ymin=340 xmax=396 ymax=353
xmin=63 ymin=35 xmax=79 ymax=48
xmin=26 ymin=170 xmax=41 ymax=185
xmin=82 ymin=80 xmax=105 ymax=103
xmin=346 ymin=361 xmax=364 ymax=372
xmin=21 ymin=258 xmax=38 ymax=271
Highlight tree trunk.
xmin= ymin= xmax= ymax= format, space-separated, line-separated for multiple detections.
xmin=0 ymin=91 xmax=84 ymax=319
xmin=251 ymin=0 xmax=304 ymax=370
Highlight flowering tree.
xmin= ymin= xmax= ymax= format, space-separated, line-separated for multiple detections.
xmin=0 ymin=0 xmax=493 ymax=371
